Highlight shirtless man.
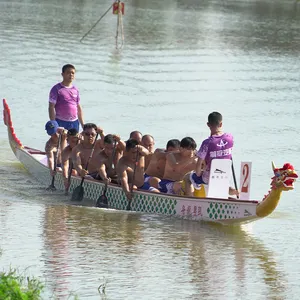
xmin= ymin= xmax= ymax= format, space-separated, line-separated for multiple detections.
xmin=72 ymin=123 xmax=104 ymax=179
xmin=185 ymin=112 xmax=239 ymax=197
xmin=44 ymin=120 xmax=67 ymax=176
xmin=157 ymin=137 xmax=197 ymax=195
xmin=97 ymin=134 xmax=126 ymax=184
xmin=116 ymin=139 xmax=159 ymax=200
xmin=144 ymin=139 xmax=180 ymax=188
xmin=141 ymin=134 xmax=155 ymax=169
xmin=129 ymin=130 xmax=142 ymax=144
xmin=61 ymin=128 xmax=80 ymax=191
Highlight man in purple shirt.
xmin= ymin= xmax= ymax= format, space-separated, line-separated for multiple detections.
xmin=48 ymin=64 xmax=84 ymax=131
xmin=186 ymin=112 xmax=238 ymax=196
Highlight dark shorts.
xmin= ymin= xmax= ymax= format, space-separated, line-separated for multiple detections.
xmin=158 ymin=179 xmax=175 ymax=194
xmin=144 ymin=173 xmax=151 ymax=183
xmin=88 ymin=172 xmax=102 ymax=180
xmin=139 ymin=182 xmax=156 ymax=192
xmin=56 ymin=118 xmax=80 ymax=131
xmin=190 ymin=171 xmax=206 ymax=189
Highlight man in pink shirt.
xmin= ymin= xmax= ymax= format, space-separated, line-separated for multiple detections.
xmin=48 ymin=64 xmax=84 ymax=132
xmin=185 ymin=112 xmax=238 ymax=196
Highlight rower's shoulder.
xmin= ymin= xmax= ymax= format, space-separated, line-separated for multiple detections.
xmin=72 ymin=143 xmax=82 ymax=153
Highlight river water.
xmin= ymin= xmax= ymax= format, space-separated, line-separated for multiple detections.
xmin=0 ymin=0 xmax=300 ymax=299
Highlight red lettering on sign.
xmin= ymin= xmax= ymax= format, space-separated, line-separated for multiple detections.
xmin=241 ymin=164 xmax=249 ymax=193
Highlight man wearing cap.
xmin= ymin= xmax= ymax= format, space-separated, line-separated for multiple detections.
xmin=48 ymin=64 xmax=84 ymax=131
xmin=45 ymin=120 xmax=67 ymax=176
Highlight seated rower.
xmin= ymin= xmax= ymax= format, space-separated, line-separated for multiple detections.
xmin=156 ymin=137 xmax=197 ymax=195
xmin=72 ymin=123 xmax=104 ymax=179
xmin=97 ymin=134 xmax=126 ymax=184
xmin=44 ymin=120 xmax=67 ymax=176
xmin=129 ymin=130 xmax=142 ymax=144
xmin=141 ymin=134 xmax=155 ymax=169
xmin=116 ymin=139 xmax=160 ymax=200
xmin=144 ymin=139 xmax=180 ymax=188
xmin=61 ymin=128 xmax=80 ymax=191
xmin=185 ymin=112 xmax=239 ymax=197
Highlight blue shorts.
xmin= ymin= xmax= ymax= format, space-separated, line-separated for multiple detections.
xmin=144 ymin=173 xmax=151 ymax=183
xmin=88 ymin=172 xmax=101 ymax=180
xmin=139 ymin=182 xmax=156 ymax=192
xmin=158 ymin=179 xmax=175 ymax=194
xmin=190 ymin=172 xmax=205 ymax=190
xmin=56 ymin=118 xmax=80 ymax=131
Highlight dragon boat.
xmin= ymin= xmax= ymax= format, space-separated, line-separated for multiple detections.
xmin=2 ymin=99 xmax=298 ymax=225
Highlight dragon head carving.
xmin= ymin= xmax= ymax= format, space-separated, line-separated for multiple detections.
xmin=271 ymin=162 xmax=298 ymax=191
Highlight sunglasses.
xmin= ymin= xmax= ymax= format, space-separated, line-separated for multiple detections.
xmin=83 ymin=132 xmax=96 ymax=137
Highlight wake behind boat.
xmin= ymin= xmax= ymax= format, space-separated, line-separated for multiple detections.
xmin=2 ymin=99 xmax=298 ymax=225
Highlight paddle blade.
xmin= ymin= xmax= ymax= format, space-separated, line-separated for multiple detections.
xmin=126 ymin=200 xmax=131 ymax=211
xmin=46 ymin=185 xmax=56 ymax=191
xmin=71 ymin=186 xmax=84 ymax=201
xmin=96 ymin=194 xmax=108 ymax=208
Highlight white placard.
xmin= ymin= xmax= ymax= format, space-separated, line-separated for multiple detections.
xmin=239 ymin=162 xmax=252 ymax=200
xmin=207 ymin=159 xmax=231 ymax=198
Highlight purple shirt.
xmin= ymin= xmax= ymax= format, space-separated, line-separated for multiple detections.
xmin=49 ymin=83 xmax=80 ymax=122
xmin=197 ymin=133 xmax=234 ymax=184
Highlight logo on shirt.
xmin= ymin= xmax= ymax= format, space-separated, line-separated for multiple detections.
xmin=217 ymin=139 xmax=228 ymax=147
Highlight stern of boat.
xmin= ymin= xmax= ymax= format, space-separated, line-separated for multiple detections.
xmin=3 ymin=99 xmax=23 ymax=154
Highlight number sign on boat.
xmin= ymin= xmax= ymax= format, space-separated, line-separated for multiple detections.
xmin=239 ymin=162 xmax=252 ymax=200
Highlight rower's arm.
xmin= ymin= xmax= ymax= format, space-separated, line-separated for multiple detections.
xmin=96 ymin=127 xmax=105 ymax=149
xmin=47 ymin=150 xmax=55 ymax=171
xmin=45 ymin=141 xmax=55 ymax=170
xmin=137 ymin=145 xmax=149 ymax=156
xmin=61 ymin=149 xmax=69 ymax=180
xmin=98 ymin=162 xmax=108 ymax=181
xmin=48 ymin=103 xmax=56 ymax=121
xmin=166 ymin=152 xmax=178 ymax=166
xmin=117 ymin=163 xmax=130 ymax=194
xmin=114 ymin=134 xmax=125 ymax=152
xmin=196 ymin=158 xmax=205 ymax=176
xmin=77 ymin=104 xmax=84 ymax=129
xmin=72 ymin=147 xmax=83 ymax=175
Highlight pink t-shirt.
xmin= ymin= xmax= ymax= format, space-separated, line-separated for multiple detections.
xmin=197 ymin=133 xmax=234 ymax=184
xmin=49 ymin=83 xmax=80 ymax=122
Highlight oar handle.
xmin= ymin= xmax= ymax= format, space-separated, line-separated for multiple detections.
xmin=231 ymin=159 xmax=239 ymax=199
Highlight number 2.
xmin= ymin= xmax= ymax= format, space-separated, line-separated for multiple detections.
xmin=241 ymin=164 xmax=249 ymax=193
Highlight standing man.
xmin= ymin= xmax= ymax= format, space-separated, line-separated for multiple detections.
xmin=48 ymin=64 xmax=84 ymax=131
xmin=186 ymin=112 xmax=238 ymax=196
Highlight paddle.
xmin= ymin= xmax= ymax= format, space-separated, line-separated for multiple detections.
xmin=71 ymin=133 xmax=99 ymax=201
xmin=126 ymin=148 xmax=139 ymax=211
xmin=231 ymin=158 xmax=239 ymax=199
xmin=95 ymin=140 xmax=117 ymax=208
xmin=46 ymin=134 xmax=61 ymax=191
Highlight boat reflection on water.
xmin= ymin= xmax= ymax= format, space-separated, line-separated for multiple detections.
xmin=42 ymin=205 xmax=72 ymax=298
xmin=164 ymin=219 xmax=286 ymax=299
xmin=42 ymin=205 xmax=143 ymax=297
xmin=42 ymin=205 xmax=286 ymax=299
